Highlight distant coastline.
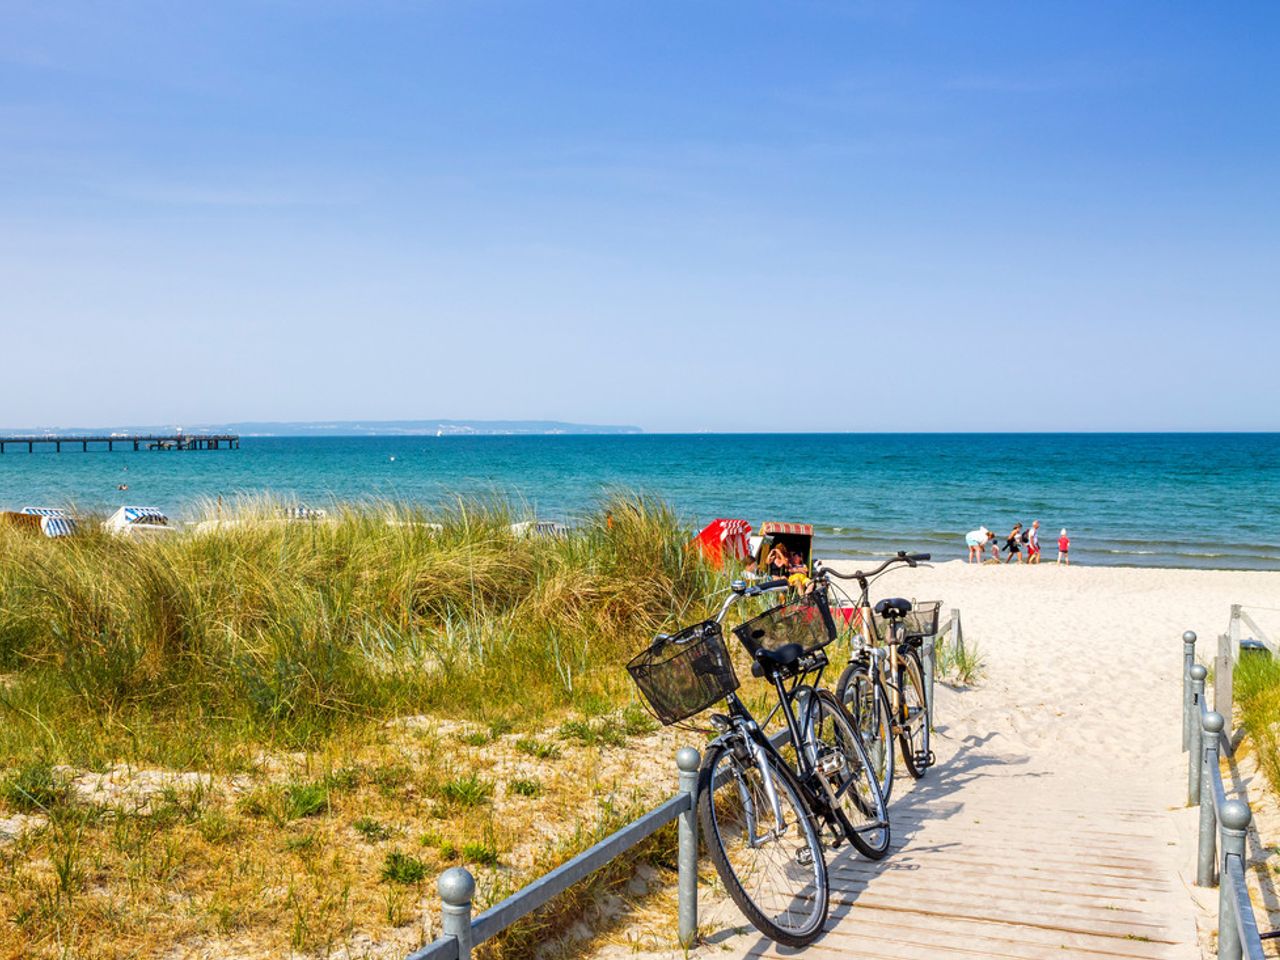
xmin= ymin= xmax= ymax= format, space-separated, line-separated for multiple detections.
xmin=0 ymin=419 xmax=644 ymax=438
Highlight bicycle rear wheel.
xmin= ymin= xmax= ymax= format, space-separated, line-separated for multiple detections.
xmin=697 ymin=739 xmax=829 ymax=946
xmin=897 ymin=646 xmax=933 ymax=779
xmin=836 ymin=659 xmax=894 ymax=802
xmin=806 ymin=690 xmax=890 ymax=859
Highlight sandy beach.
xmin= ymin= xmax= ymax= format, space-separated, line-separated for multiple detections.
xmin=592 ymin=559 xmax=1280 ymax=959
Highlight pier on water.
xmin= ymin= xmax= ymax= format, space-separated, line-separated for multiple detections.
xmin=0 ymin=434 xmax=240 ymax=453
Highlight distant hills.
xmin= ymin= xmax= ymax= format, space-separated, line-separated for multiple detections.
xmin=3 ymin=420 xmax=643 ymax=437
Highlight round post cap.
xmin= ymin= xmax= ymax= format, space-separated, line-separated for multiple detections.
xmin=438 ymin=866 xmax=476 ymax=905
xmin=1183 ymin=630 xmax=1197 ymax=643
xmin=1190 ymin=663 xmax=1207 ymax=681
xmin=1220 ymin=799 xmax=1252 ymax=831
xmin=1203 ymin=711 xmax=1225 ymax=733
xmin=676 ymin=746 xmax=701 ymax=772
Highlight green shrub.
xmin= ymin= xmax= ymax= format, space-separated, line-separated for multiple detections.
xmin=515 ymin=738 xmax=561 ymax=760
xmin=438 ymin=774 xmax=493 ymax=808
xmin=510 ymin=778 xmax=541 ymax=797
xmin=1 ymin=762 xmax=70 ymax=812
xmin=284 ymin=782 xmax=329 ymax=819
xmin=461 ymin=840 xmax=499 ymax=866
xmin=380 ymin=850 xmax=427 ymax=885
xmin=353 ymin=817 xmax=392 ymax=842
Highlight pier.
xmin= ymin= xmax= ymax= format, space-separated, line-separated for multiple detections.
xmin=0 ymin=434 xmax=240 ymax=453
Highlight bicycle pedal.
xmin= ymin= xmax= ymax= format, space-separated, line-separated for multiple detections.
xmin=914 ymin=751 xmax=936 ymax=767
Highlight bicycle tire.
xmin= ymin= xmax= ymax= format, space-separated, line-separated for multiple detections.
xmin=897 ymin=646 xmax=932 ymax=779
xmin=835 ymin=659 xmax=895 ymax=802
xmin=697 ymin=739 xmax=829 ymax=946
xmin=806 ymin=690 xmax=890 ymax=859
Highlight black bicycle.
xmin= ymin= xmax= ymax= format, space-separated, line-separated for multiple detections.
xmin=627 ymin=578 xmax=888 ymax=946
xmin=817 ymin=553 xmax=936 ymax=799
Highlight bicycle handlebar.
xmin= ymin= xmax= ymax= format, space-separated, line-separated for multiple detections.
xmin=818 ymin=550 xmax=931 ymax=581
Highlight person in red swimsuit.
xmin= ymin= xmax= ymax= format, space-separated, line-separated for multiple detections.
xmin=1057 ymin=528 xmax=1071 ymax=566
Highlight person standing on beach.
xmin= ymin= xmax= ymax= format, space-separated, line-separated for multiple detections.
xmin=1004 ymin=523 xmax=1023 ymax=563
xmin=1026 ymin=520 xmax=1041 ymax=564
xmin=965 ymin=526 xmax=991 ymax=563
xmin=1057 ymin=528 xmax=1071 ymax=565
xmin=986 ymin=529 xmax=1002 ymax=563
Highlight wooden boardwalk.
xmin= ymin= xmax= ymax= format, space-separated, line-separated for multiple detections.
xmin=681 ymin=634 xmax=1204 ymax=959
xmin=588 ymin=570 xmax=1243 ymax=960
xmin=704 ymin=733 xmax=1201 ymax=960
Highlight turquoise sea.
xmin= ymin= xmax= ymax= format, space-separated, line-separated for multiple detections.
xmin=1 ymin=433 xmax=1277 ymax=570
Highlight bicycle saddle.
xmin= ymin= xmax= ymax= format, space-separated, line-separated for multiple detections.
xmin=874 ymin=597 xmax=912 ymax=619
xmin=754 ymin=642 xmax=805 ymax=668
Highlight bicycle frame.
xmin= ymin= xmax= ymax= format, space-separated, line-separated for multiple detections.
xmin=702 ymin=582 xmax=843 ymax=840
xmin=817 ymin=553 xmax=928 ymax=739
xmin=843 ymin=582 xmax=909 ymax=731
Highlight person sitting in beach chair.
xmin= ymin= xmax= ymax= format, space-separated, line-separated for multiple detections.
xmin=767 ymin=543 xmax=792 ymax=577
xmin=785 ymin=550 xmax=817 ymax=594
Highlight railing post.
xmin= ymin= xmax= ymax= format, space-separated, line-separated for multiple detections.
xmin=922 ymin=635 xmax=936 ymax=726
xmin=952 ymin=608 xmax=964 ymax=659
xmin=438 ymin=867 xmax=475 ymax=960
xmin=1198 ymin=710 xmax=1223 ymax=887
xmin=1229 ymin=604 xmax=1241 ymax=660
xmin=1189 ymin=664 xmax=1206 ymax=804
xmin=1218 ymin=800 xmax=1250 ymax=960
xmin=676 ymin=746 xmax=700 ymax=948
xmin=1216 ymin=633 xmax=1234 ymax=744
xmin=1183 ymin=630 xmax=1197 ymax=751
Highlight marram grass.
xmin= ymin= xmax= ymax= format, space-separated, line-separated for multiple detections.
xmin=0 ymin=494 xmax=723 ymax=960
xmin=0 ymin=494 xmax=717 ymax=771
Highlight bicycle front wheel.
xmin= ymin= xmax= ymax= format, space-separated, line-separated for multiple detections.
xmin=807 ymin=690 xmax=890 ymax=859
xmin=898 ymin=647 xmax=933 ymax=779
xmin=836 ymin=660 xmax=894 ymax=802
xmin=697 ymin=739 xmax=829 ymax=946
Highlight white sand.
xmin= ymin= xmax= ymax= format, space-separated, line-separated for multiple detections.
xmin=593 ymin=560 xmax=1280 ymax=959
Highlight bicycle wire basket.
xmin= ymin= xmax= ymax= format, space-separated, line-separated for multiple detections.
xmin=871 ymin=599 xmax=942 ymax=640
xmin=627 ymin=620 xmax=740 ymax=726
xmin=732 ymin=589 xmax=837 ymax=658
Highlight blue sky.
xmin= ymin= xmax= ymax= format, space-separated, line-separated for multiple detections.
xmin=2 ymin=1 xmax=1276 ymax=431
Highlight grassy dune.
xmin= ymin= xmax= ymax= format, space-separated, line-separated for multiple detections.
xmin=0 ymin=495 xmax=721 ymax=959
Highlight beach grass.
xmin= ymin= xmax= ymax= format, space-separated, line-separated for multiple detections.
xmin=1230 ymin=652 xmax=1280 ymax=793
xmin=0 ymin=494 xmax=722 ymax=959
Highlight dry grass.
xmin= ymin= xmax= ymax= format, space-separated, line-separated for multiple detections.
xmin=0 ymin=495 xmax=725 ymax=960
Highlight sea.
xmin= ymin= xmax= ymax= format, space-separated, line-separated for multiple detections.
xmin=1 ymin=433 xmax=1277 ymax=570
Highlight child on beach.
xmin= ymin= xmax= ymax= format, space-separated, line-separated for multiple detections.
xmin=1057 ymin=528 xmax=1070 ymax=565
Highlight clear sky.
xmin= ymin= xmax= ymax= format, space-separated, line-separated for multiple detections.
xmin=2 ymin=1 xmax=1276 ymax=432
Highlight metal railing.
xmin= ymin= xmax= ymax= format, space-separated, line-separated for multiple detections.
xmin=406 ymin=747 xmax=700 ymax=960
xmin=1182 ymin=629 xmax=1269 ymax=960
